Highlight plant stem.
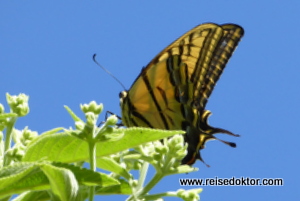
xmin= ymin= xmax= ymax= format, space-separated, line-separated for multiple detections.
xmin=137 ymin=172 xmax=164 ymax=198
xmin=126 ymin=162 xmax=150 ymax=201
xmin=3 ymin=116 xmax=17 ymax=166
xmin=137 ymin=162 xmax=149 ymax=190
xmin=143 ymin=191 xmax=178 ymax=200
xmin=88 ymin=141 xmax=96 ymax=201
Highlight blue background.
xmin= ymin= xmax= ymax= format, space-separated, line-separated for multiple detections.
xmin=1 ymin=1 xmax=297 ymax=200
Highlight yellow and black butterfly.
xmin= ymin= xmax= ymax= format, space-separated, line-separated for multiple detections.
xmin=119 ymin=23 xmax=244 ymax=165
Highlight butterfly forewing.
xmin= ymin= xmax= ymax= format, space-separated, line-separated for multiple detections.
xmin=120 ymin=23 xmax=244 ymax=165
xmin=121 ymin=57 xmax=187 ymax=129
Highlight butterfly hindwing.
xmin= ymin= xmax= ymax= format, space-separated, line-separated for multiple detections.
xmin=197 ymin=24 xmax=244 ymax=108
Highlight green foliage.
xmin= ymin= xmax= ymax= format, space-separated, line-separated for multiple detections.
xmin=0 ymin=93 xmax=202 ymax=201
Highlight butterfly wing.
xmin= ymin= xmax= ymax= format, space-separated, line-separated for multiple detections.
xmin=197 ymin=24 xmax=244 ymax=109
xmin=120 ymin=23 xmax=244 ymax=165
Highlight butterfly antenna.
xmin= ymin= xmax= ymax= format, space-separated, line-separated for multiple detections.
xmin=93 ymin=54 xmax=126 ymax=90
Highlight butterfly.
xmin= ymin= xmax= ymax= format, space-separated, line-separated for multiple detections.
xmin=119 ymin=23 xmax=244 ymax=165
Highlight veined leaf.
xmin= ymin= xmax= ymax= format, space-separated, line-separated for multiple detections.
xmin=23 ymin=128 xmax=184 ymax=163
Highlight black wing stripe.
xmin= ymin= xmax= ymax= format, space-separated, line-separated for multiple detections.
xmin=142 ymin=71 xmax=170 ymax=129
xmin=122 ymin=95 xmax=154 ymax=128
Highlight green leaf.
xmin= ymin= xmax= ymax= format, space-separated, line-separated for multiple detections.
xmin=0 ymin=162 xmax=121 ymax=199
xmin=12 ymin=191 xmax=49 ymax=201
xmin=39 ymin=163 xmax=78 ymax=201
xmin=52 ymin=162 xmax=120 ymax=187
xmin=39 ymin=128 xmax=65 ymax=136
xmin=25 ymin=127 xmax=64 ymax=147
xmin=23 ymin=128 xmax=184 ymax=164
xmin=64 ymin=106 xmax=82 ymax=122
xmin=0 ymin=162 xmax=49 ymax=199
xmin=0 ymin=196 xmax=11 ymax=201
xmin=95 ymin=179 xmax=131 ymax=195
xmin=96 ymin=157 xmax=131 ymax=180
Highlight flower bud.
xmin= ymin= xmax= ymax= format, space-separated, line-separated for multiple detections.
xmin=80 ymin=101 xmax=103 ymax=115
xmin=106 ymin=115 xmax=118 ymax=126
xmin=85 ymin=112 xmax=97 ymax=126
xmin=6 ymin=93 xmax=29 ymax=117
xmin=75 ymin=121 xmax=85 ymax=130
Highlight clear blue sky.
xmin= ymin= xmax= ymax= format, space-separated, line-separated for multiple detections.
xmin=1 ymin=1 xmax=298 ymax=200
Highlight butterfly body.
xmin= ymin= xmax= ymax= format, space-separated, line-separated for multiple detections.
xmin=120 ymin=23 xmax=244 ymax=165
